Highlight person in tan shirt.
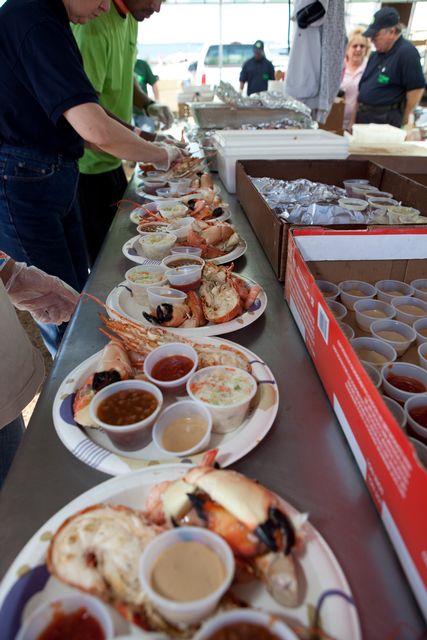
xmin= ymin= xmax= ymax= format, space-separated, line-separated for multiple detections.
xmin=0 ymin=252 xmax=78 ymax=487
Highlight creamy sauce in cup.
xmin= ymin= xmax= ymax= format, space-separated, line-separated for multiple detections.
xmin=151 ymin=541 xmax=225 ymax=602
xmin=362 ymin=309 xmax=387 ymax=318
xmin=398 ymin=304 xmax=426 ymax=317
xmin=418 ymin=328 xmax=427 ymax=338
xmin=162 ymin=415 xmax=207 ymax=452
xmin=356 ymin=348 xmax=388 ymax=365
xmin=346 ymin=289 xmax=365 ymax=297
xmin=387 ymin=290 xmax=404 ymax=296
xmin=376 ymin=330 xmax=406 ymax=342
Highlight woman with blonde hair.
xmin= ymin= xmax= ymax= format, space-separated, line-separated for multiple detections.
xmin=340 ymin=28 xmax=371 ymax=130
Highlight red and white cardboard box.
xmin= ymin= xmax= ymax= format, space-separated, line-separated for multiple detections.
xmin=285 ymin=227 xmax=427 ymax=619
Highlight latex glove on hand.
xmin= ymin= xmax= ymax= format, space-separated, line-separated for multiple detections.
xmin=5 ymin=262 xmax=79 ymax=324
xmin=152 ymin=143 xmax=184 ymax=171
xmin=154 ymin=132 xmax=187 ymax=150
xmin=146 ymin=103 xmax=174 ymax=130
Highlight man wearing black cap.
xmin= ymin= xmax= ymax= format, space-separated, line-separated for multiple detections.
xmin=355 ymin=7 xmax=425 ymax=128
xmin=239 ymin=40 xmax=275 ymax=96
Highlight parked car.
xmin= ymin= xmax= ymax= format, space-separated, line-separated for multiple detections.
xmin=194 ymin=42 xmax=273 ymax=90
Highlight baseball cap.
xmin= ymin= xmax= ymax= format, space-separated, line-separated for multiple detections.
xmin=253 ymin=40 xmax=264 ymax=51
xmin=363 ymin=7 xmax=400 ymax=37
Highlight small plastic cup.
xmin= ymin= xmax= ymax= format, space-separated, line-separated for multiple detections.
xmin=138 ymin=232 xmax=177 ymax=261
xmin=89 ymin=380 xmax=163 ymax=451
xmin=167 ymin=218 xmax=194 ymax=241
xmin=165 ymin=265 xmax=203 ymax=292
xmin=156 ymin=187 xmax=175 ymax=198
xmin=170 ymin=246 xmax=202 ymax=257
xmin=147 ymin=286 xmax=188 ymax=310
xmin=156 ymin=200 xmax=189 ymax=220
xmin=142 ymin=179 xmax=167 ymax=195
xmin=187 ymin=366 xmax=258 ymax=434
xmin=381 ymin=395 xmax=407 ymax=430
xmin=375 ymin=279 xmax=414 ymax=304
xmin=351 ymin=337 xmax=397 ymax=368
xmin=125 ymin=265 xmax=167 ymax=306
xmin=418 ymin=342 xmax=427 ymax=371
xmin=152 ymin=400 xmax=212 ymax=457
xmin=354 ymin=299 xmax=395 ymax=332
xmin=162 ymin=254 xmax=205 ymax=270
xmin=339 ymin=280 xmax=376 ymax=310
xmin=16 ymin=594 xmax=114 ymax=640
xmin=326 ymin=299 xmax=347 ymax=321
xmin=404 ymin=395 xmax=427 ymax=444
xmin=144 ymin=342 xmax=198 ymax=392
xmin=410 ymin=278 xmax=427 ymax=303
xmin=343 ymin=179 xmax=370 ymax=197
xmin=139 ymin=527 xmax=235 ymax=627
xmin=387 ymin=206 xmax=420 ymax=223
xmin=316 ymin=279 xmax=339 ymax=300
xmin=339 ymin=322 xmax=355 ymax=341
xmin=408 ymin=436 xmax=427 ymax=469
xmin=137 ymin=222 xmax=169 ymax=236
xmin=363 ymin=362 xmax=381 ymax=388
xmin=370 ymin=190 xmax=394 ymax=199
xmin=382 ymin=362 xmax=427 ymax=405
xmin=351 ymin=185 xmax=381 ymax=200
xmin=131 ymin=202 xmax=159 ymax=224
xmin=391 ymin=296 xmax=427 ymax=325
xmin=370 ymin=319 xmax=416 ymax=357
xmin=367 ymin=197 xmax=398 ymax=208
xmin=193 ymin=609 xmax=299 ymax=640
xmin=413 ymin=317 xmax=427 ymax=346
xmin=338 ymin=197 xmax=368 ymax=211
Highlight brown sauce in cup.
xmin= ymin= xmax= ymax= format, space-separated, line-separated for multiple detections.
xmin=97 ymin=389 xmax=157 ymax=425
xmin=409 ymin=405 xmax=427 ymax=428
xmin=205 ymin=622 xmax=281 ymax=640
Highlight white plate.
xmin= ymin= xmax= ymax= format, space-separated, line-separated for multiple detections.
xmin=0 ymin=466 xmax=361 ymax=640
xmin=123 ymin=235 xmax=247 ymax=266
xmin=106 ymin=275 xmax=267 ymax=338
xmin=129 ymin=208 xmax=231 ymax=225
xmin=52 ymin=337 xmax=278 ymax=475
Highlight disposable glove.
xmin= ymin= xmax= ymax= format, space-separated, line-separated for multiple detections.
xmin=5 ymin=262 xmax=79 ymax=325
xmin=146 ymin=103 xmax=174 ymax=129
xmin=152 ymin=143 xmax=184 ymax=171
xmin=154 ymin=132 xmax=187 ymax=149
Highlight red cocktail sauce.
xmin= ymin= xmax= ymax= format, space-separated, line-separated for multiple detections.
xmin=386 ymin=374 xmax=426 ymax=394
xmin=151 ymin=355 xmax=194 ymax=382
xmin=37 ymin=607 xmax=104 ymax=640
xmin=409 ymin=406 xmax=427 ymax=429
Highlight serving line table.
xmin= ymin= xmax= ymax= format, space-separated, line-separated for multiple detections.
xmin=0 ymin=175 xmax=424 ymax=639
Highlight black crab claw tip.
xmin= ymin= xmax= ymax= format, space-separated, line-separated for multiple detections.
xmin=254 ymin=521 xmax=279 ymax=552
xmin=170 ymin=516 xmax=179 ymax=528
xmin=187 ymin=493 xmax=208 ymax=523
xmin=269 ymin=506 xmax=296 ymax=556
xmin=213 ymin=461 xmax=221 ymax=469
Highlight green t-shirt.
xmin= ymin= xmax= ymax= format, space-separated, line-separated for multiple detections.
xmin=72 ymin=4 xmax=138 ymax=174
xmin=134 ymin=59 xmax=159 ymax=95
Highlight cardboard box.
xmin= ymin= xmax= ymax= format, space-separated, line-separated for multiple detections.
xmin=284 ymin=227 xmax=427 ymax=619
xmin=349 ymin=154 xmax=427 ymax=187
xmin=236 ymin=159 xmax=427 ymax=281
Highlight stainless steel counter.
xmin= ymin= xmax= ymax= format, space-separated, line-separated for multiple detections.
xmin=0 ymin=177 xmax=424 ymax=638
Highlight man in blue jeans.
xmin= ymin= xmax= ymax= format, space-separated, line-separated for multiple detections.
xmin=0 ymin=0 xmax=182 ymax=357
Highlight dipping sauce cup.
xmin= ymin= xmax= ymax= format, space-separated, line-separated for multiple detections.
xmin=339 ymin=322 xmax=355 ymax=341
xmin=353 ymin=299 xmax=395 ymax=331
xmin=147 ymin=286 xmax=187 ymax=311
xmin=139 ymin=528 xmax=235 ymax=627
xmin=404 ymin=395 xmax=427 ymax=444
xmin=165 ymin=265 xmax=203 ymax=292
xmin=339 ymin=280 xmax=376 ymax=310
xmin=152 ymin=400 xmax=212 ymax=457
xmin=90 ymin=380 xmax=163 ymax=451
xmin=370 ymin=319 xmax=416 ymax=357
xmin=138 ymin=232 xmax=177 ymax=261
xmin=125 ymin=265 xmax=167 ymax=306
xmin=413 ymin=317 xmax=427 ymax=346
xmin=193 ymin=609 xmax=299 ymax=640
xmin=381 ymin=395 xmax=407 ymax=430
xmin=375 ymin=279 xmax=414 ymax=304
xmin=326 ymin=299 xmax=347 ymax=321
xmin=144 ymin=342 xmax=198 ymax=392
xmin=316 ymin=279 xmax=339 ymax=300
xmin=418 ymin=342 xmax=427 ymax=371
xmin=16 ymin=594 xmax=113 ymax=640
xmin=410 ymin=278 xmax=427 ymax=303
xmin=391 ymin=296 xmax=427 ymax=325
xmin=187 ymin=366 xmax=257 ymax=433
xmin=381 ymin=362 xmax=427 ymax=405
xmin=351 ymin=337 xmax=397 ymax=369
xmin=363 ymin=362 xmax=381 ymax=389
xmin=408 ymin=436 xmax=427 ymax=469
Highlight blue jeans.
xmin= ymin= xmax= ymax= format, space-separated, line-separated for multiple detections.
xmin=0 ymin=415 xmax=25 ymax=489
xmin=0 ymin=144 xmax=89 ymax=356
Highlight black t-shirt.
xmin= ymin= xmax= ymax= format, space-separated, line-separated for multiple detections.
xmin=239 ymin=57 xmax=275 ymax=96
xmin=358 ymin=36 xmax=425 ymax=107
xmin=0 ymin=0 xmax=98 ymax=158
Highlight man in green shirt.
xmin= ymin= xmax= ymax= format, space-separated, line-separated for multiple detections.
xmin=72 ymin=0 xmax=175 ymax=264
xmin=135 ymin=58 xmax=160 ymax=99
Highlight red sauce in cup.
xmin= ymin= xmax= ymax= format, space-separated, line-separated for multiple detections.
xmin=386 ymin=374 xmax=426 ymax=394
xmin=409 ymin=406 xmax=427 ymax=429
xmin=37 ymin=607 xmax=104 ymax=640
xmin=151 ymin=355 xmax=194 ymax=381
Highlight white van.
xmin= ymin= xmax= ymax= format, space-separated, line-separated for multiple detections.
xmin=194 ymin=42 xmax=272 ymax=90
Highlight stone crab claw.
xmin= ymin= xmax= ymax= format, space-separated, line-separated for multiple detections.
xmin=144 ymin=465 xmax=307 ymax=608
